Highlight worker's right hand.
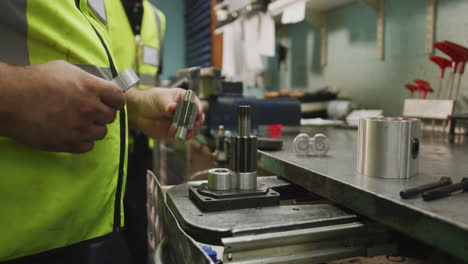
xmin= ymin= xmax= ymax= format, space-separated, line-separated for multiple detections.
xmin=1 ymin=60 xmax=126 ymax=153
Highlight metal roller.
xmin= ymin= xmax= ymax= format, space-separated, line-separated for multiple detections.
xmin=357 ymin=117 xmax=421 ymax=179
xmin=172 ymin=90 xmax=198 ymax=140
xmin=207 ymin=168 xmax=232 ymax=191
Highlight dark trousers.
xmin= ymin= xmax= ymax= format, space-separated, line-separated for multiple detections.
xmin=4 ymin=232 xmax=133 ymax=264
xmin=124 ymin=131 xmax=153 ymax=264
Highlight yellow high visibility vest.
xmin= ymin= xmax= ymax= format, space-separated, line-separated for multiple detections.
xmin=108 ymin=0 xmax=166 ymax=150
xmin=109 ymin=0 xmax=166 ymax=88
xmin=0 ymin=0 xmax=130 ymax=261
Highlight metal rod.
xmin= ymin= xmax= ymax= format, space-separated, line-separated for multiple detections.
xmin=423 ymin=178 xmax=468 ymax=201
xmin=445 ymin=74 xmax=451 ymax=99
xmin=436 ymin=77 xmax=443 ymax=99
xmin=454 ymin=74 xmax=463 ymax=102
xmin=448 ymin=72 xmax=455 ymax=99
xmin=238 ymin=105 xmax=251 ymax=137
xmin=400 ymin=177 xmax=452 ymax=199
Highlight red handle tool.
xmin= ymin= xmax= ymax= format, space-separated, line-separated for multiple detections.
xmin=414 ymin=79 xmax=434 ymax=99
xmin=430 ymin=56 xmax=452 ymax=78
xmin=434 ymin=42 xmax=462 ymax=73
xmin=444 ymin=41 xmax=468 ymax=100
xmin=405 ymin=84 xmax=417 ymax=97
xmin=434 ymin=42 xmax=464 ymax=99
xmin=430 ymin=56 xmax=452 ymax=98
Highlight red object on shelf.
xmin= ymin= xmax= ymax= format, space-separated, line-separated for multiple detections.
xmin=434 ymin=42 xmax=463 ymax=74
xmin=444 ymin=41 xmax=468 ymax=74
xmin=414 ymin=79 xmax=433 ymax=99
xmin=405 ymin=84 xmax=418 ymax=97
xmin=430 ymin=56 xmax=452 ymax=78
xmin=414 ymin=79 xmax=431 ymax=87
xmin=268 ymin=124 xmax=283 ymax=139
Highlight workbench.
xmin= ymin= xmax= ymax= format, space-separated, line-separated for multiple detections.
xmin=258 ymin=127 xmax=468 ymax=262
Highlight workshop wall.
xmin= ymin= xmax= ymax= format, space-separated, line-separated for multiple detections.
xmin=271 ymin=0 xmax=468 ymax=116
xmin=151 ymin=0 xmax=186 ymax=81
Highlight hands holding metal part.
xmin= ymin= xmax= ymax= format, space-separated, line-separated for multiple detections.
xmin=0 ymin=60 xmax=126 ymax=153
xmin=126 ymin=87 xmax=204 ymax=140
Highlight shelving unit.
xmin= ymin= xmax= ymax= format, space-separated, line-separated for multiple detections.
xmin=216 ymin=0 xmax=438 ymax=66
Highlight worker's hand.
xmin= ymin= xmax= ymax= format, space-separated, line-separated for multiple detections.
xmin=0 ymin=60 xmax=126 ymax=153
xmin=126 ymin=87 xmax=204 ymax=140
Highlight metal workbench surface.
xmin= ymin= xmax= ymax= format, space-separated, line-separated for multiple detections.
xmin=257 ymin=127 xmax=468 ymax=262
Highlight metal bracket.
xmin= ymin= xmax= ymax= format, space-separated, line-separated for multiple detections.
xmin=426 ymin=0 xmax=436 ymax=54
xmin=359 ymin=0 xmax=385 ymax=60
xmin=305 ymin=12 xmax=327 ymax=66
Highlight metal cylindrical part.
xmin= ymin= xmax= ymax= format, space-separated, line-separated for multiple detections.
xmin=311 ymin=134 xmax=329 ymax=156
xmin=231 ymin=136 xmax=257 ymax=172
xmin=293 ymin=133 xmax=329 ymax=156
xmin=357 ymin=117 xmax=421 ymax=179
xmin=229 ymin=105 xmax=258 ymax=189
xmin=207 ymin=168 xmax=231 ymax=191
xmin=238 ymin=105 xmax=251 ymax=137
xmin=230 ymin=171 xmax=239 ymax=189
xmin=293 ymin=133 xmax=310 ymax=156
xmin=175 ymin=126 xmax=188 ymax=141
xmin=172 ymin=90 xmax=198 ymax=141
xmin=184 ymin=89 xmax=196 ymax=102
xmin=238 ymin=172 xmax=257 ymax=190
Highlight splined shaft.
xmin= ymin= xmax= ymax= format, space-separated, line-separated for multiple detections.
xmin=231 ymin=105 xmax=257 ymax=190
xmin=172 ymin=90 xmax=198 ymax=140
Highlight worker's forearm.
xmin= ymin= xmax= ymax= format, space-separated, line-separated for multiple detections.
xmin=0 ymin=61 xmax=25 ymax=138
xmin=125 ymin=87 xmax=148 ymax=130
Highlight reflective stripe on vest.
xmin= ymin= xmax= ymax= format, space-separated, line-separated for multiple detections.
xmin=136 ymin=2 xmax=165 ymax=88
xmin=88 ymin=0 xmax=107 ymax=27
xmin=0 ymin=0 xmax=127 ymax=261
xmin=142 ymin=45 xmax=159 ymax=67
xmin=77 ymin=64 xmax=139 ymax=92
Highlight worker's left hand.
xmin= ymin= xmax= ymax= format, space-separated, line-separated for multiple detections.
xmin=126 ymin=87 xmax=204 ymax=140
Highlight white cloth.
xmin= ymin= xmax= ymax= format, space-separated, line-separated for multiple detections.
xmin=243 ymin=15 xmax=263 ymax=71
xmin=258 ymin=13 xmax=276 ymax=57
xmin=222 ymin=20 xmax=243 ymax=78
xmin=281 ymin=0 xmax=306 ymax=24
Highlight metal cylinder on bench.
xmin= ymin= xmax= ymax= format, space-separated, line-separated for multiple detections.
xmin=231 ymin=105 xmax=257 ymax=190
xmin=357 ymin=117 xmax=421 ymax=179
xmin=207 ymin=168 xmax=231 ymax=191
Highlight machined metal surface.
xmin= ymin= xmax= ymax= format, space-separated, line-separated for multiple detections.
xmin=172 ymin=90 xmax=198 ymax=140
xmin=231 ymin=105 xmax=258 ymax=190
xmin=189 ymin=182 xmax=280 ymax=212
xmin=258 ymin=127 xmax=468 ymax=262
xmin=207 ymin=168 xmax=231 ymax=191
xmin=221 ymin=222 xmax=394 ymax=264
xmin=111 ymin=67 xmax=139 ymax=92
xmin=164 ymin=176 xmax=395 ymax=264
xmin=357 ymin=117 xmax=421 ymax=179
xmin=147 ymin=171 xmax=212 ymax=264
xmin=293 ymin=133 xmax=330 ymax=156
xmin=231 ymin=137 xmax=257 ymax=173
xmin=238 ymin=172 xmax=257 ymax=190
xmin=168 ymin=177 xmax=360 ymax=245
xmin=238 ymin=105 xmax=251 ymax=137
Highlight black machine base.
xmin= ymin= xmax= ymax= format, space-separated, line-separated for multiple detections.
xmin=189 ymin=183 xmax=280 ymax=212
